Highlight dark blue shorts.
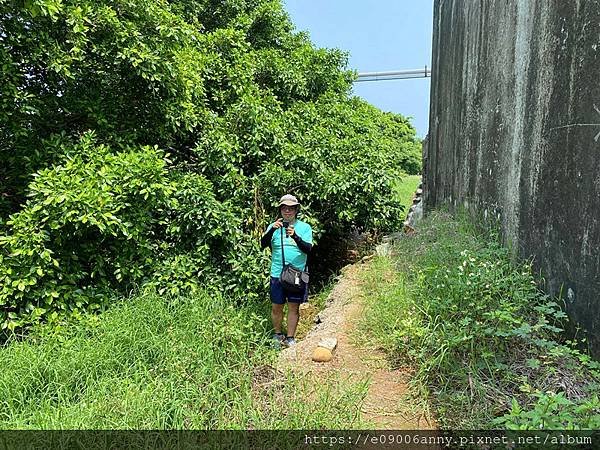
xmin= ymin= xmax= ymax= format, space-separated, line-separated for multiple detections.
xmin=270 ymin=277 xmax=308 ymax=304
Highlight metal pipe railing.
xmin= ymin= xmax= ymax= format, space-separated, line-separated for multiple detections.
xmin=355 ymin=66 xmax=431 ymax=82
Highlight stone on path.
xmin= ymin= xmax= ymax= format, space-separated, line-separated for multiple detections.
xmin=318 ymin=337 xmax=338 ymax=351
xmin=312 ymin=347 xmax=333 ymax=362
xmin=375 ymin=242 xmax=391 ymax=256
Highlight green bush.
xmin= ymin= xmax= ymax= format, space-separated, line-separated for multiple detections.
xmin=0 ymin=134 xmax=175 ymax=329
xmin=495 ymin=392 xmax=600 ymax=430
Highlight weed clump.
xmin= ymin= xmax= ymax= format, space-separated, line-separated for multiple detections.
xmin=358 ymin=211 xmax=600 ymax=429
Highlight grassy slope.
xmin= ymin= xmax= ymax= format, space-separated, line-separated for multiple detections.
xmin=394 ymin=174 xmax=421 ymax=215
xmin=0 ymin=291 xmax=368 ymax=429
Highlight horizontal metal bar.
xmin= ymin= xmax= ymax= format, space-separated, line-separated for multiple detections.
xmin=355 ymin=74 xmax=430 ymax=82
xmin=357 ymin=68 xmax=430 ymax=77
xmin=355 ymin=67 xmax=431 ymax=82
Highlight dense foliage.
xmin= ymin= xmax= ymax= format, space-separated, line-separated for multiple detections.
xmin=0 ymin=0 xmax=421 ymax=331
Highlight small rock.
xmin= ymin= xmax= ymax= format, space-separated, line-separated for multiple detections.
xmin=413 ymin=201 xmax=423 ymax=222
xmin=318 ymin=337 xmax=338 ymax=351
xmin=360 ymin=254 xmax=375 ymax=263
xmin=375 ymin=242 xmax=391 ymax=256
xmin=312 ymin=347 xmax=333 ymax=362
xmin=416 ymin=188 xmax=423 ymax=195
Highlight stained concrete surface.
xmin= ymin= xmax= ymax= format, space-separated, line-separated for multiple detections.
xmin=426 ymin=0 xmax=600 ymax=356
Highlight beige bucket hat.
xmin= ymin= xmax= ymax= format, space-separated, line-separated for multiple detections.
xmin=278 ymin=194 xmax=300 ymax=207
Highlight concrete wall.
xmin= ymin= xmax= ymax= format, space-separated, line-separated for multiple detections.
xmin=426 ymin=0 xmax=600 ymax=356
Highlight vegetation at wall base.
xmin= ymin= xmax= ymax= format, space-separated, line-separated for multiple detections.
xmin=357 ymin=210 xmax=600 ymax=430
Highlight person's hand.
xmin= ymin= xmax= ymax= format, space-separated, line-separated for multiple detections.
xmin=286 ymin=224 xmax=295 ymax=237
xmin=272 ymin=218 xmax=284 ymax=229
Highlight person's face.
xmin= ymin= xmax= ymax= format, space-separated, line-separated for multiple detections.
xmin=280 ymin=205 xmax=297 ymax=221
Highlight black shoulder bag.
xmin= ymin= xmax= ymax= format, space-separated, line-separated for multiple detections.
xmin=279 ymin=227 xmax=309 ymax=294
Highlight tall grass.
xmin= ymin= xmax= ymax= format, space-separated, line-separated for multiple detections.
xmin=357 ymin=211 xmax=600 ymax=429
xmin=0 ymin=290 xmax=368 ymax=429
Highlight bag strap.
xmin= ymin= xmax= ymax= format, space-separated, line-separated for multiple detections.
xmin=280 ymin=226 xmax=308 ymax=272
xmin=280 ymin=227 xmax=286 ymax=267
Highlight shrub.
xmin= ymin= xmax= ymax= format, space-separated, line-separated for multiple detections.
xmin=0 ymin=134 xmax=175 ymax=329
xmin=495 ymin=392 xmax=600 ymax=430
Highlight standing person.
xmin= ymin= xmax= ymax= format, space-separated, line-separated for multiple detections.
xmin=260 ymin=194 xmax=313 ymax=348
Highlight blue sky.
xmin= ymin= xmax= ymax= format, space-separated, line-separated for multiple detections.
xmin=283 ymin=1 xmax=434 ymax=138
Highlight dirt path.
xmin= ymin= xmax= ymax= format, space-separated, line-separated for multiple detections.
xmin=278 ymin=262 xmax=437 ymax=430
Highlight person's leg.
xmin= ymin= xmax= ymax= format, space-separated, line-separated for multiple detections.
xmin=285 ymin=282 xmax=307 ymax=341
xmin=271 ymin=303 xmax=284 ymax=334
xmin=286 ymin=301 xmax=300 ymax=338
xmin=270 ymin=278 xmax=286 ymax=337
